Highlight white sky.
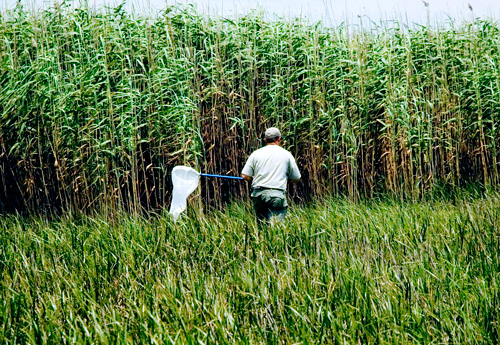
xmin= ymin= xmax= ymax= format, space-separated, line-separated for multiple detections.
xmin=2 ymin=0 xmax=500 ymax=26
xmin=172 ymin=0 xmax=500 ymax=25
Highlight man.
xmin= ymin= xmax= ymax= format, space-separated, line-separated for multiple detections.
xmin=241 ymin=127 xmax=301 ymax=224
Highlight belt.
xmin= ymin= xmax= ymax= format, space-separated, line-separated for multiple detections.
xmin=252 ymin=187 xmax=284 ymax=192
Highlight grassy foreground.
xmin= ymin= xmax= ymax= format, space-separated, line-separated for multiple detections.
xmin=0 ymin=194 xmax=499 ymax=343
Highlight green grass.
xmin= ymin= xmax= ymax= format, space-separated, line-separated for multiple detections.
xmin=0 ymin=193 xmax=499 ymax=343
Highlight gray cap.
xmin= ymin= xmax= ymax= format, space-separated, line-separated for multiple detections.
xmin=265 ymin=127 xmax=281 ymax=140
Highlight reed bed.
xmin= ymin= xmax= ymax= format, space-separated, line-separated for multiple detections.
xmin=0 ymin=193 xmax=499 ymax=343
xmin=0 ymin=4 xmax=499 ymax=213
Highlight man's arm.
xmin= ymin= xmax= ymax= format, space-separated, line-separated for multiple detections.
xmin=288 ymin=155 xmax=301 ymax=183
xmin=241 ymin=174 xmax=253 ymax=182
xmin=241 ymin=153 xmax=254 ymax=183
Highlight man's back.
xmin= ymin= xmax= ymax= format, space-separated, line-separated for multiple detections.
xmin=242 ymin=145 xmax=301 ymax=191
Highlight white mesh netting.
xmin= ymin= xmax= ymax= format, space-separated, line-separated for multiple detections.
xmin=168 ymin=166 xmax=200 ymax=221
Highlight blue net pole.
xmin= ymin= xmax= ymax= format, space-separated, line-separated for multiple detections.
xmin=200 ymin=173 xmax=243 ymax=180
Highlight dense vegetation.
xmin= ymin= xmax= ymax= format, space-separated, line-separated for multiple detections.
xmin=0 ymin=193 xmax=499 ymax=343
xmin=1 ymin=4 xmax=499 ymax=343
xmin=0 ymin=4 xmax=499 ymax=213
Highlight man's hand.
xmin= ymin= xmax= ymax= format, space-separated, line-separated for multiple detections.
xmin=241 ymin=174 xmax=253 ymax=182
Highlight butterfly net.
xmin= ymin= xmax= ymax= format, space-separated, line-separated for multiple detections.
xmin=169 ymin=166 xmax=200 ymax=221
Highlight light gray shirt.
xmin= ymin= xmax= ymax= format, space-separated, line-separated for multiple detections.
xmin=241 ymin=145 xmax=301 ymax=191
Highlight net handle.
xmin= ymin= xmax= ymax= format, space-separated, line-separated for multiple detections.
xmin=200 ymin=173 xmax=243 ymax=180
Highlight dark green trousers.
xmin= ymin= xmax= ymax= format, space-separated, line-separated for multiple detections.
xmin=251 ymin=188 xmax=287 ymax=222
